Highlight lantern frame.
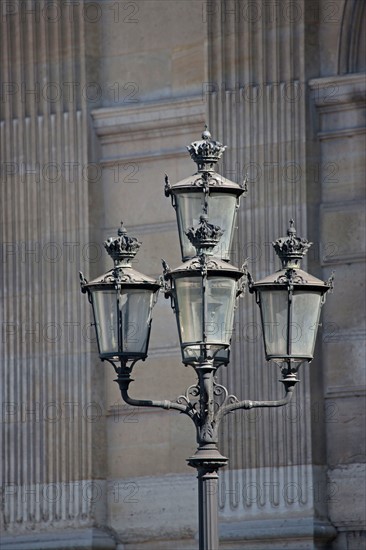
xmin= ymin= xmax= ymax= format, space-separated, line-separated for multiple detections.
xmin=162 ymin=215 xmax=245 ymax=367
xmin=80 ymin=224 xmax=160 ymax=365
xmin=249 ymin=220 xmax=334 ymax=365
xmin=165 ymin=128 xmax=247 ymax=262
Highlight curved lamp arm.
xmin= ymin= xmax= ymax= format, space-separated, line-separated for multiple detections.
xmin=214 ymin=381 xmax=297 ymax=428
xmin=116 ymin=373 xmax=198 ymax=422
xmin=113 ymin=361 xmax=299 ymax=445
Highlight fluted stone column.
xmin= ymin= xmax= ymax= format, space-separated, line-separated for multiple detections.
xmin=205 ymin=1 xmax=339 ymax=547
xmin=0 ymin=2 xmax=112 ymax=548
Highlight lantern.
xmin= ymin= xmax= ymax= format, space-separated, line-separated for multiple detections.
xmin=165 ymin=128 xmax=247 ymax=262
xmin=163 ymin=215 xmax=244 ymax=366
xmin=80 ymin=223 xmax=160 ymax=364
xmin=251 ymin=220 xmax=333 ymax=364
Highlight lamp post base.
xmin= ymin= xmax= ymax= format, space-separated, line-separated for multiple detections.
xmin=188 ymin=446 xmax=228 ymax=550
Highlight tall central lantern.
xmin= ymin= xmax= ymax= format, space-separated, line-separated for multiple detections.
xmin=165 ymin=127 xmax=247 ymax=262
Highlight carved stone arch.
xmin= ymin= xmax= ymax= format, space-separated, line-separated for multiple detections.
xmin=338 ymin=0 xmax=366 ymax=74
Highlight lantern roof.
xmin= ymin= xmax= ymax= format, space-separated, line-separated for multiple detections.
xmin=165 ymin=171 xmax=246 ymax=194
xmin=251 ymin=219 xmax=334 ymax=291
xmin=164 ymin=127 xmax=247 ymax=197
xmin=80 ymin=222 xmax=161 ymax=292
xmin=252 ymin=267 xmax=330 ymax=290
xmin=80 ymin=266 xmax=161 ymax=290
xmin=163 ymin=254 xmax=244 ymax=280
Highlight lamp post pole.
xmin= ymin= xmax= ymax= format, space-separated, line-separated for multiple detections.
xmin=80 ymin=128 xmax=333 ymax=550
xmin=114 ymin=354 xmax=297 ymax=550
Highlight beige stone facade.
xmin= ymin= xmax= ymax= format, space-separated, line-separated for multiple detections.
xmin=1 ymin=1 xmax=365 ymax=548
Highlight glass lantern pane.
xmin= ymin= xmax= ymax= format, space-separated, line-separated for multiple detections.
xmin=291 ymin=291 xmax=322 ymax=358
xmin=92 ymin=290 xmax=118 ymax=355
xmin=175 ymin=275 xmax=237 ymax=364
xmin=175 ymin=277 xmax=203 ymax=346
xmin=118 ymin=289 xmax=155 ymax=355
xmin=208 ymin=194 xmax=238 ymax=260
xmin=260 ymin=290 xmax=288 ymax=358
xmin=175 ymin=192 xmax=238 ymax=260
xmin=206 ymin=277 xmax=237 ymax=346
xmin=181 ymin=345 xmax=230 ymax=365
xmin=175 ymin=193 xmax=204 ymax=259
xmin=212 ymin=348 xmax=230 ymax=366
xmin=183 ymin=345 xmax=201 ymax=363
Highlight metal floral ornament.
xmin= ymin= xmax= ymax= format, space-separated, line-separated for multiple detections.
xmin=185 ymin=214 xmax=224 ymax=255
xmin=272 ymin=218 xmax=312 ymax=269
xmin=186 ymin=126 xmax=227 ymax=171
xmin=104 ymin=221 xmax=141 ymax=264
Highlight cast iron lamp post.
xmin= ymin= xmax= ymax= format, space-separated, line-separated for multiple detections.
xmin=80 ymin=129 xmax=333 ymax=550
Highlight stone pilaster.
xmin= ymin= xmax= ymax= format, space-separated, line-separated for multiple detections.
xmin=205 ymin=1 xmax=336 ymax=546
xmin=0 ymin=2 xmax=111 ymax=547
xmin=309 ymin=72 xmax=366 ymax=549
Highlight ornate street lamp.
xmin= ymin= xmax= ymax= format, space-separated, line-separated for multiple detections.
xmin=79 ymin=130 xmax=333 ymax=550
xmin=165 ymin=127 xmax=247 ymax=261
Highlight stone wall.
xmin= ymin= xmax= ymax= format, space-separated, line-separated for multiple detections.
xmin=1 ymin=1 xmax=365 ymax=549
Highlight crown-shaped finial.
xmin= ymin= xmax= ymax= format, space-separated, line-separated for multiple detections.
xmin=187 ymin=126 xmax=227 ymax=172
xmin=186 ymin=214 xmax=224 ymax=255
xmin=104 ymin=222 xmax=141 ymax=265
xmin=272 ymin=219 xmax=312 ymax=269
